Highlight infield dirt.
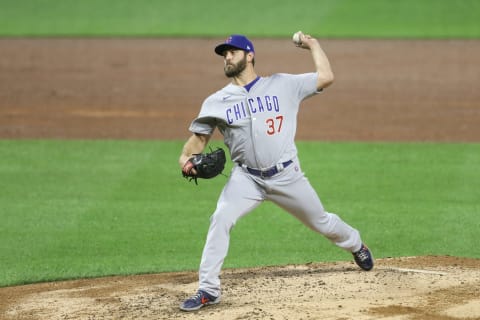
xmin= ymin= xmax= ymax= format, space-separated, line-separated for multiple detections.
xmin=0 ymin=38 xmax=479 ymax=320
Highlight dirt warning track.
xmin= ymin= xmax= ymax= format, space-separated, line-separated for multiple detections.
xmin=1 ymin=38 xmax=479 ymax=141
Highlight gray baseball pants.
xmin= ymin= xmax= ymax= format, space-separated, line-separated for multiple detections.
xmin=198 ymin=157 xmax=362 ymax=297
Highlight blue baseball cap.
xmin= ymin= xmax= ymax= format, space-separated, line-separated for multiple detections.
xmin=214 ymin=35 xmax=255 ymax=56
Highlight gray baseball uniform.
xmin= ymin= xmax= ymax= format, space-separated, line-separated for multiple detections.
xmin=189 ymin=72 xmax=362 ymax=297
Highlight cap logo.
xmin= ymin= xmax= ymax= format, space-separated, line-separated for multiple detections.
xmin=215 ymin=35 xmax=254 ymax=56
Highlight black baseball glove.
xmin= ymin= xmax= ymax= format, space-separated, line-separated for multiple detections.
xmin=182 ymin=148 xmax=226 ymax=184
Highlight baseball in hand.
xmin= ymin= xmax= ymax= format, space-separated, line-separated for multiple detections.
xmin=292 ymin=31 xmax=303 ymax=46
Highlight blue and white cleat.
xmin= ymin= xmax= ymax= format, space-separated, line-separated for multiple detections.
xmin=352 ymin=244 xmax=374 ymax=271
xmin=180 ymin=290 xmax=221 ymax=311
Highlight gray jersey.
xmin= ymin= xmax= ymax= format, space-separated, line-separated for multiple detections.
xmin=189 ymin=72 xmax=319 ymax=169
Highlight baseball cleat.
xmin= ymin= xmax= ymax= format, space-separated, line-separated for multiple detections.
xmin=352 ymin=244 xmax=374 ymax=271
xmin=180 ymin=290 xmax=221 ymax=311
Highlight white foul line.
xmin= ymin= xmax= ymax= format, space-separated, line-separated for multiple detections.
xmin=385 ymin=267 xmax=448 ymax=276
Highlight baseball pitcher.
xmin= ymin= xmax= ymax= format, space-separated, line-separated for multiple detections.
xmin=179 ymin=33 xmax=374 ymax=312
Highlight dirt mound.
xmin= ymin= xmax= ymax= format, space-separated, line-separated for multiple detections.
xmin=1 ymin=256 xmax=479 ymax=320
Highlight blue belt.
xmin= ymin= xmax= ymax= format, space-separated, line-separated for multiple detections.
xmin=239 ymin=160 xmax=293 ymax=178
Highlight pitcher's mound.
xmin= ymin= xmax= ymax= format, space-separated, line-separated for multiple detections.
xmin=1 ymin=256 xmax=479 ymax=320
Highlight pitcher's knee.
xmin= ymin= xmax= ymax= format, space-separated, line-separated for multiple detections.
xmin=210 ymin=210 xmax=237 ymax=231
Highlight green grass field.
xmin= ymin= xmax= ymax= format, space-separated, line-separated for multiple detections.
xmin=1 ymin=140 xmax=479 ymax=287
xmin=0 ymin=0 xmax=479 ymax=38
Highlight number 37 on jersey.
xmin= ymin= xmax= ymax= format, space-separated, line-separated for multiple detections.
xmin=265 ymin=115 xmax=284 ymax=135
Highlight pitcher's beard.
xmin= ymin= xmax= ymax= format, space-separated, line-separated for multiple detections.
xmin=224 ymin=56 xmax=247 ymax=78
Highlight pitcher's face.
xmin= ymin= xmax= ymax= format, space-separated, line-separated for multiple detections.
xmin=223 ymin=49 xmax=247 ymax=78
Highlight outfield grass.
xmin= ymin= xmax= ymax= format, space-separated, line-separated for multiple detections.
xmin=0 ymin=0 xmax=479 ymax=38
xmin=1 ymin=140 xmax=478 ymax=287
